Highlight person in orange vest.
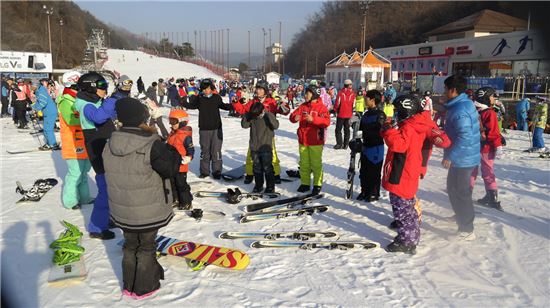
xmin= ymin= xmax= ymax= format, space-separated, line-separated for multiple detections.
xmin=58 ymin=71 xmax=94 ymax=209
xmin=166 ymin=109 xmax=195 ymax=210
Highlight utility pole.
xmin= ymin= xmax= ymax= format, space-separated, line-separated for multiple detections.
xmin=221 ymin=29 xmax=224 ymax=72
xmin=42 ymin=5 xmax=53 ymax=54
xmin=210 ymin=30 xmax=213 ymax=62
xmin=360 ymin=1 xmax=370 ymax=53
xmin=194 ymin=31 xmax=197 ymax=58
xmin=278 ymin=21 xmax=282 ymax=74
xmin=248 ymin=30 xmax=251 ymax=70
xmin=268 ymin=28 xmax=272 ymax=72
xmin=57 ymin=18 xmax=64 ymax=62
xmin=226 ymin=28 xmax=230 ymax=74
xmin=262 ymin=28 xmax=266 ymax=74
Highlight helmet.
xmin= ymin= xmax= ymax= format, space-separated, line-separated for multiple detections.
xmin=423 ymin=90 xmax=432 ymax=97
xmin=77 ymin=72 xmax=108 ymax=94
xmin=117 ymin=75 xmax=133 ymax=91
xmin=305 ymin=84 xmax=321 ymax=100
xmin=199 ymin=78 xmax=214 ymax=91
xmin=255 ymin=80 xmax=269 ymax=94
xmin=475 ymin=87 xmax=496 ymax=106
xmin=158 ymin=78 xmax=164 ymax=83
xmin=330 ymin=81 xmax=335 ymax=86
xmin=39 ymin=78 xmax=54 ymax=86
xmin=393 ymin=94 xmax=422 ymax=122
xmin=168 ymin=109 xmax=189 ymax=123
xmin=62 ymin=71 xmax=82 ymax=88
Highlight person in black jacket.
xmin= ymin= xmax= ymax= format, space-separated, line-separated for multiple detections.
xmin=137 ymin=76 xmax=145 ymax=94
xmin=180 ymin=78 xmax=232 ymax=179
xmin=357 ymin=90 xmax=386 ymax=202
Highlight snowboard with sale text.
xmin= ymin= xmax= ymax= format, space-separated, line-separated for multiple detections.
xmin=244 ymin=193 xmax=322 ymax=213
xmin=240 ymin=205 xmax=329 ymax=223
xmin=250 ymin=240 xmax=379 ymax=250
xmin=118 ymin=235 xmax=250 ymax=270
xmin=219 ymin=231 xmax=338 ymax=240
xmin=16 ymin=178 xmax=58 ymax=203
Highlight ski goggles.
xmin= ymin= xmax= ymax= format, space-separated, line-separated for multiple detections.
xmin=120 ymin=79 xmax=133 ymax=87
xmin=95 ymin=80 xmax=109 ymax=90
xmin=169 ymin=118 xmax=180 ymax=125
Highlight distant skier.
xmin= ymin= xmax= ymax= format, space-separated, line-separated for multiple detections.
xmin=515 ymin=97 xmax=530 ymax=131
xmin=333 ymin=79 xmax=356 ymax=149
xmin=137 ymin=76 xmax=145 ymax=94
xmin=527 ymin=96 xmax=548 ymax=152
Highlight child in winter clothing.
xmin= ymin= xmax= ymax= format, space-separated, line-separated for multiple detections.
xmin=354 ymin=87 xmax=366 ymax=115
xmin=57 ymin=72 xmax=93 ymax=209
xmin=242 ymin=102 xmax=280 ymax=193
xmin=357 ymin=90 xmax=386 ymax=202
xmin=166 ymin=109 xmax=195 ymax=210
xmin=289 ymin=84 xmax=331 ymax=195
xmin=471 ymin=87 xmax=503 ymax=211
xmin=530 ymin=96 xmax=548 ymax=151
xmin=515 ymin=98 xmax=530 ymax=131
xmin=381 ymin=95 xmax=428 ymax=254
xmin=103 ymin=97 xmax=180 ymax=299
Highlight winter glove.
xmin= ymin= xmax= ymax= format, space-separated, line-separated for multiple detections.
xmin=181 ymin=156 xmax=192 ymax=165
xmin=495 ymin=147 xmax=503 ymax=159
xmin=381 ymin=120 xmax=396 ymax=131
xmin=431 ymin=128 xmax=445 ymax=146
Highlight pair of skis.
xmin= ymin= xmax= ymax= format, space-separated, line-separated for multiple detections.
xmin=194 ymin=188 xmax=280 ymax=204
xmin=219 ymin=231 xmax=379 ymax=250
xmin=240 ymin=193 xmax=327 ymax=223
xmin=345 ymin=113 xmax=362 ymax=199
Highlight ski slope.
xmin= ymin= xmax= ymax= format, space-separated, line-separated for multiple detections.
xmin=1 ymin=50 xmax=549 ymax=307
xmin=103 ymin=49 xmax=222 ymax=88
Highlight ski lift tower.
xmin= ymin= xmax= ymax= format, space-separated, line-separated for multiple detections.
xmin=82 ymin=29 xmax=107 ymax=70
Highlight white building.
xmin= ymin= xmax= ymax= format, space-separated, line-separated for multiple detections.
xmin=265 ymin=71 xmax=281 ymax=85
xmin=324 ymin=48 xmax=391 ymax=90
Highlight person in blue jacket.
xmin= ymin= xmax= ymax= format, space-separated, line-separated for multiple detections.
xmin=442 ymin=75 xmax=481 ymax=240
xmin=33 ymin=79 xmax=59 ymax=150
xmin=74 ymin=72 xmax=117 ymax=240
xmin=383 ymin=82 xmax=397 ymax=103
xmin=515 ymin=97 xmax=530 ymax=131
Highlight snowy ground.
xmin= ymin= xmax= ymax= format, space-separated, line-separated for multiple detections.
xmin=1 ymin=50 xmax=549 ymax=307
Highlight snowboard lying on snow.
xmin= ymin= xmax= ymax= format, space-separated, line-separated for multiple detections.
xmin=16 ymin=178 xmax=58 ymax=203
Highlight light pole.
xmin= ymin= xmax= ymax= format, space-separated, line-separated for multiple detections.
xmin=42 ymin=5 xmax=53 ymax=54
xmin=359 ymin=1 xmax=370 ymax=53
xmin=262 ymin=28 xmax=266 ymax=74
xmin=226 ymin=28 xmax=229 ymax=74
xmin=108 ymin=31 xmax=111 ymax=48
xmin=248 ymin=30 xmax=251 ymax=70
xmin=57 ymin=18 xmax=64 ymax=62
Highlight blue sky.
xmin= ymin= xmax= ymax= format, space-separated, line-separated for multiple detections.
xmin=75 ymin=0 xmax=324 ymax=53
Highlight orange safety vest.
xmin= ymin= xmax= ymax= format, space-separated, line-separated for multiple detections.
xmin=59 ymin=114 xmax=88 ymax=159
xmin=167 ymin=127 xmax=192 ymax=173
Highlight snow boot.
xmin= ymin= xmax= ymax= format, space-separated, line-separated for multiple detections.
xmin=385 ymin=241 xmax=416 ymax=255
xmin=212 ymin=172 xmax=221 ymax=180
xmin=356 ymin=191 xmax=368 ymax=201
xmin=264 ymin=187 xmax=275 ymax=194
xmin=487 ymin=190 xmax=503 ymax=211
xmin=89 ymin=230 xmax=115 ymax=240
xmin=297 ymin=184 xmax=310 ymax=193
xmin=333 ymin=144 xmax=343 ymax=150
xmin=244 ymin=175 xmax=254 ymax=184
xmin=367 ymin=195 xmax=379 ymax=202
xmin=388 ymin=220 xmax=400 ymax=230
xmin=274 ymin=175 xmax=281 ymax=184
xmin=312 ymin=186 xmax=322 ymax=195
xmin=476 ymin=193 xmax=491 ymax=205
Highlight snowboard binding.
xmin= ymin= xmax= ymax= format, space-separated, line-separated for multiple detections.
xmin=186 ymin=259 xmax=207 ymax=271
xmin=226 ymin=188 xmax=243 ymax=204
xmin=188 ymin=209 xmax=204 ymax=221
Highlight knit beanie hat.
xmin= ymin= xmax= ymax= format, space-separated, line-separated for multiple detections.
xmin=115 ymin=97 xmax=149 ymax=127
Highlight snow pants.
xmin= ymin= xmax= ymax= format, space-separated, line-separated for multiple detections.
xmin=246 ymin=138 xmax=280 ymax=176
xmin=335 ymin=117 xmax=351 ymax=147
xmin=516 ymin=114 xmax=528 ymax=131
xmin=87 ymin=173 xmax=110 ymax=233
xmin=359 ymin=155 xmax=383 ymax=199
xmin=13 ymin=100 xmax=27 ymax=128
xmin=42 ymin=113 xmax=58 ymax=146
xmin=533 ymin=127 xmax=545 ymax=149
xmin=63 ymin=159 xmax=92 ymax=209
xmin=470 ymin=151 xmax=497 ymax=191
xmin=1 ymin=96 xmax=8 ymax=115
xmin=447 ymin=167 xmax=475 ymax=232
xmin=199 ymin=128 xmax=223 ymax=176
xmin=122 ymin=229 xmax=163 ymax=296
xmin=172 ymin=172 xmax=193 ymax=207
xmin=251 ymin=149 xmax=275 ymax=190
xmin=299 ymin=145 xmax=323 ymax=187
xmin=390 ymin=193 xmax=420 ymax=246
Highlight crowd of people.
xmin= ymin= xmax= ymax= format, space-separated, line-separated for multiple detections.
xmin=1 ymin=71 xmax=548 ymax=299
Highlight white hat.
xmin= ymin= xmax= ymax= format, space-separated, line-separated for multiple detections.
xmin=344 ymin=79 xmax=352 ymax=85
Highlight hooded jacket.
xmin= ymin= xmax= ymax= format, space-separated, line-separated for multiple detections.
xmin=182 ymin=93 xmax=232 ymax=130
xmin=103 ymin=127 xmax=180 ymax=232
xmin=32 ymin=85 xmax=57 ymax=117
xmin=443 ymin=93 xmax=481 ymax=168
xmin=233 ymin=96 xmax=289 ymax=116
xmin=242 ymin=111 xmax=279 ymax=152
xmin=414 ymin=111 xmax=451 ymax=178
xmin=475 ymin=102 xmax=502 ymax=153
xmin=289 ymin=98 xmax=330 ymax=146
xmin=381 ymin=115 xmax=428 ymax=199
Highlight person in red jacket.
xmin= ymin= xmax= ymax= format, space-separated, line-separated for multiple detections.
xmin=166 ymin=109 xmax=194 ymax=210
xmin=381 ymin=95 xmax=428 ymax=254
xmin=333 ymin=79 xmax=356 ymax=149
xmin=471 ymin=87 xmax=503 ymax=211
xmin=289 ymin=84 xmax=330 ymax=195
xmin=233 ymin=80 xmax=289 ymax=184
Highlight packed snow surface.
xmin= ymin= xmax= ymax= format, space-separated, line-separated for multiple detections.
xmin=1 ymin=49 xmax=549 ymax=307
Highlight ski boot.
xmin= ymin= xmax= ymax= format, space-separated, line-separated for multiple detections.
xmin=244 ymin=175 xmax=254 ymax=184
xmin=385 ymin=241 xmax=416 ymax=255
xmin=487 ymin=190 xmax=503 ymax=211
xmin=476 ymin=193 xmax=491 ymax=206
xmin=312 ymin=186 xmax=322 ymax=195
